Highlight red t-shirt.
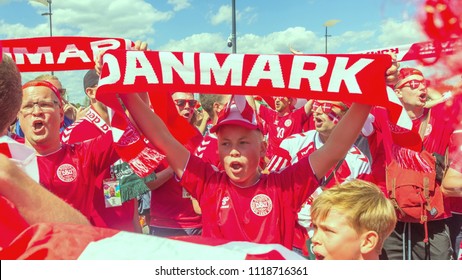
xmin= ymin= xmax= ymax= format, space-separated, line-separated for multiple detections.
xmin=258 ymin=106 xmax=309 ymax=158
xmin=180 ymin=155 xmax=318 ymax=249
xmin=60 ymin=108 xmax=136 ymax=232
xmin=149 ymin=159 xmax=202 ymax=229
xmin=38 ymin=132 xmax=118 ymax=220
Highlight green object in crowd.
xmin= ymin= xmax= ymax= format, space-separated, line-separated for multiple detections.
xmin=111 ymin=162 xmax=156 ymax=203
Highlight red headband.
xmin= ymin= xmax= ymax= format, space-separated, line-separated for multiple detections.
xmin=397 ymin=67 xmax=424 ymax=80
xmin=22 ymin=80 xmax=63 ymax=106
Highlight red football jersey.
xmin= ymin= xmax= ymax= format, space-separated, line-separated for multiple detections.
xmin=180 ymin=155 xmax=318 ymax=249
xmin=38 ymin=132 xmax=118 ymax=220
xmin=60 ymin=108 xmax=136 ymax=232
xmin=258 ymin=106 xmax=309 ymax=158
xmin=194 ymin=133 xmax=220 ymax=167
xmin=149 ymin=159 xmax=202 ymax=229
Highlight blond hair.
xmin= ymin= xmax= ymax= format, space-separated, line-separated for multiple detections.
xmin=311 ymin=179 xmax=397 ymax=251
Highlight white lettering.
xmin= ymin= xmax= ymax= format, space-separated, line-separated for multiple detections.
xmin=246 ymin=55 xmax=284 ymax=88
xmin=159 ymin=52 xmax=195 ymax=84
xmin=124 ymin=51 xmax=159 ymax=84
xmin=288 ymin=56 xmax=328 ymax=91
xmin=90 ymin=39 xmax=121 ymax=61
xmin=57 ymin=44 xmax=91 ymax=64
xmin=98 ymin=54 xmax=121 ymax=86
xmin=327 ymin=57 xmax=372 ymax=94
xmin=199 ymin=53 xmax=245 ymax=86
xmin=7 ymin=47 xmax=53 ymax=65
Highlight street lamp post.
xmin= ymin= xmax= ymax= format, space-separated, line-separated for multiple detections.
xmin=31 ymin=0 xmax=53 ymax=74
xmin=231 ymin=0 xmax=236 ymax=53
xmin=323 ymin=19 xmax=340 ymax=54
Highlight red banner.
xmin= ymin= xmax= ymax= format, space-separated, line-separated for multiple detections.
xmin=353 ymin=37 xmax=462 ymax=64
xmin=1 ymin=36 xmax=133 ymax=72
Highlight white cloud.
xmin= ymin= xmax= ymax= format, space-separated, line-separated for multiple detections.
xmin=50 ymin=0 xmax=172 ymax=42
xmin=378 ymin=18 xmax=426 ymax=46
xmin=209 ymin=4 xmax=256 ymax=26
xmin=210 ymin=5 xmax=233 ymax=26
xmin=167 ymin=0 xmax=191 ymax=12
xmin=158 ymin=27 xmax=319 ymax=55
xmin=159 ymin=33 xmax=229 ymax=53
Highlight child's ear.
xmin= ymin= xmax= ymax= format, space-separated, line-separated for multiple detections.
xmin=360 ymin=230 xmax=379 ymax=255
xmin=394 ymin=88 xmax=403 ymax=99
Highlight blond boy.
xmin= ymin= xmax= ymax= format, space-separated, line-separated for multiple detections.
xmin=311 ymin=179 xmax=397 ymax=260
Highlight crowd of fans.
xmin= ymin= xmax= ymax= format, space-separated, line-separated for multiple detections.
xmin=0 ymin=46 xmax=461 ymax=260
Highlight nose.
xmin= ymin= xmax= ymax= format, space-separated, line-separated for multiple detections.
xmin=312 ymin=105 xmax=323 ymax=114
xmin=310 ymin=229 xmax=320 ymax=246
xmin=31 ymin=103 xmax=44 ymax=114
xmin=229 ymin=146 xmax=240 ymax=157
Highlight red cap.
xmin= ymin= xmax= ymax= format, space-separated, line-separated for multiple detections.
xmin=210 ymin=95 xmax=259 ymax=133
xmin=22 ymin=80 xmax=63 ymax=106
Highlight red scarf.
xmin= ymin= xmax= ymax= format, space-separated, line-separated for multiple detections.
xmin=1 ymin=36 xmax=413 ymax=177
xmin=1 ymin=36 xmax=133 ymax=72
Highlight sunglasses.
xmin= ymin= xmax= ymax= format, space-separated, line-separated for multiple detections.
xmin=312 ymin=101 xmax=345 ymax=123
xmin=312 ymin=101 xmax=345 ymax=114
xmin=396 ymin=79 xmax=430 ymax=90
xmin=272 ymin=96 xmax=286 ymax=100
xmin=174 ymin=99 xmax=198 ymax=108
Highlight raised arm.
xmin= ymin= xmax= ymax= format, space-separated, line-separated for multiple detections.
xmin=245 ymin=95 xmax=260 ymax=112
xmin=303 ymin=99 xmax=314 ymax=115
xmin=119 ymin=94 xmax=189 ymax=178
xmin=0 ymin=154 xmax=90 ymax=225
xmin=309 ymin=103 xmax=372 ymax=180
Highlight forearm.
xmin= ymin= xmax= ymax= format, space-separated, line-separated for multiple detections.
xmin=197 ymin=113 xmax=209 ymax=135
xmin=245 ymin=95 xmax=258 ymax=111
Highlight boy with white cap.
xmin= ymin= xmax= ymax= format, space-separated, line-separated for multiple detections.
xmin=120 ymin=93 xmax=372 ymax=249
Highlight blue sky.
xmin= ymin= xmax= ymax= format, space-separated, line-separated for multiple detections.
xmin=0 ymin=0 xmax=427 ymax=104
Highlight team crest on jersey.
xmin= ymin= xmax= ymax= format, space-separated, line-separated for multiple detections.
xmin=221 ymin=196 xmax=230 ymax=209
xmin=284 ymin=119 xmax=292 ymax=127
xmin=250 ymin=194 xmax=272 ymax=216
xmin=56 ymin=164 xmax=77 ymax=182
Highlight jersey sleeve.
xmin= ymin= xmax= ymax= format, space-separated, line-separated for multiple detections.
xmin=179 ymin=155 xmax=220 ymax=202
xmin=266 ymin=144 xmax=292 ymax=172
xmin=82 ymin=131 xmax=119 ymax=174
